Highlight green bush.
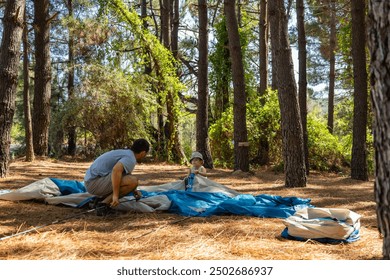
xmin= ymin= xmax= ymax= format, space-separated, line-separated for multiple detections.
xmin=209 ymin=107 xmax=234 ymax=168
xmin=307 ymin=114 xmax=344 ymax=171
xmin=61 ymin=65 xmax=153 ymax=153
xmin=209 ymin=89 xmax=282 ymax=168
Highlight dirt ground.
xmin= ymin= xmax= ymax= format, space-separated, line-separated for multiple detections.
xmin=0 ymin=158 xmax=383 ymax=260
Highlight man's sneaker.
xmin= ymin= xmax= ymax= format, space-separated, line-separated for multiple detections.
xmin=95 ymin=202 xmax=117 ymax=216
xmin=88 ymin=196 xmax=104 ymax=210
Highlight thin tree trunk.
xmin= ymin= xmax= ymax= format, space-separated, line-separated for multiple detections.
xmin=237 ymin=0 xmax=242 ymax=28
xmin=0 ymin=0 xmax=26 ymax=177
xmin=259 ymin=0 xmax=268 ymax=96
xmin=22 ymin=5 xmax=34 ymax=162
xmin=161 ymin=0 xmax=184 ymax=163
xmin=269 ymin=0 xmax=306 ymax=187
xmin=160 ymin=0 xmax=171 ymax=161
xmin=255 ymin=0 xmax=270 ymax=166
xmin=67 ymin=0 xmax=76 ymax=156
xmin=351 ymin=0 xmax=368 ymax=181
xmin=368 ymin=0 xmax=390 ymax=260
xmin=268 ymin=2 xmax=278 ymax=90
xmin=296 ymin=0 xmax=309 ymax=174
xmin=327 ymin=0 xmax=336 ymax=134
xmin=168 ymin=0 xmax=186 ymax=163
xmin=171 ymin=0 xmax=179 ymax=59
xmin=197 ymin=0 xmax=213 ymax=169
xmin=33 ymin=0 xmax=52 ymax=156
xmin=224 ymin=0 xmax=249 ymax=172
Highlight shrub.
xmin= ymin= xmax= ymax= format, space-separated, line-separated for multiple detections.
xmin=307 ymin=114 xmax=344 ymax=171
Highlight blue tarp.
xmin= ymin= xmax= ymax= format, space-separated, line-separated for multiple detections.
xmin=50 ymin=178 xmax=86 ymax=195
xmin=1 ymin=177 xmax=360 ymax=243
xmin=141 ymin=190 xmax=311 ymax=218
xmin=43 ymin=179 xmax=361 ymax=243
xmin=49 ymin=178 xmax=312 ymax=218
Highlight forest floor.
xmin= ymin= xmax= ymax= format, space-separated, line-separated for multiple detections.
xmin=0 ymin=158 xmax=382 ymax=260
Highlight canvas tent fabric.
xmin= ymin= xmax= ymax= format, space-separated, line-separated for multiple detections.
xmin=0 ymin=176 xmax=311 ymax=218
xmin=281 ymin=207 xmax=361 ymax=243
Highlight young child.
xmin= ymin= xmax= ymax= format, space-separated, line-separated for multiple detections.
xmin=185 ymin=151 xmax=207 ymax=190
xmin=188 ymin=151 xmax=207 ymax=176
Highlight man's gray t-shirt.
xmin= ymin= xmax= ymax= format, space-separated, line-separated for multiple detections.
xmin=84 ymin=149 xmax=136 ymax=182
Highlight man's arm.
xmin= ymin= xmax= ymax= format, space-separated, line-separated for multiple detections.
xmin=111 ymin=161 xmax=124 ymax=207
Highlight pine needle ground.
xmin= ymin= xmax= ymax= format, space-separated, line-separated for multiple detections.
xmin=0 ymin=160 xmax=381 ymax=260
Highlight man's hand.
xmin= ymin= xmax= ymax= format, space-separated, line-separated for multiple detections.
xmin=110 ymin=195 xmax=120 ymax=207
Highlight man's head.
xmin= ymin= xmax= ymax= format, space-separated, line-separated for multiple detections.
xmin=131 ymin=138 xmax=150 ymax=161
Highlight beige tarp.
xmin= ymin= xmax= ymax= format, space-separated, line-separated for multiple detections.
xmin=283 ymin=207 xmax=361 ymax=240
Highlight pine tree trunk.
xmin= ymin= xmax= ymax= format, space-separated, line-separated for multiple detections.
xmin=214 ymin=19 xmax=230 ymax=121
xmin=22 ymin=6 xmax=34 ymax=162
xmin=160 ymin=0 xmax=185 ymax=163
xmin=269 ymin=0 xmax=306 ymax=187
xmin=67 ymin=0 xmax=76 ymax=156
xmin=196 ymin=0 xmax=214 ymax=169
xmin=268 ymin=2 xmax=278 ymax=91
xmin=259 ymin=0 xmax=268 ymax=96
xmin=351 ymin=0 xmax=368 ymax=181
xmin=0 ymin=0 xmax=25 ymax=177
xmin=327 ymin=0 xmax=336 ymax=134
xmin=171 ymin=0 xmax=179 ymax=59
xmin=296 ymin=0 xmax=309 ymax=174
xmin=224 ymin=0 xmax=249 ymax=172
xmin=161 ymin=0 xmax=173 ymax=160
xmin=368 ymin=0 xmax=390 ymax=260
xmin=33 ymin=0 xmax=52 ymax=156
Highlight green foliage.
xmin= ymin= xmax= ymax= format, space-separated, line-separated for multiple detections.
xmin=337 ymin=17 xmax=353 ymax=90
xmin=61 ymin=64 xmax=154 ymax=151
xmin=333 ymin=98 xmax=374 ymax=173
xmin=209 ymin=107 xmax=234 ymax=168
xmin=307 ymin=113 xmax=344 ymax=171
xmin=209 ymin=89 xmax=282 ymax=168
xmin=106 ymin=0 xmax=184 ymax=93
xmin=10 ymin=121 xmax=24 ymax=144
xmin=179 ymin=112 xmax=196 ymax=160
xmin=246 ymin=89 xmax=282 ymax=165
xmin=209 ymin=17 xmax=232 ymax=120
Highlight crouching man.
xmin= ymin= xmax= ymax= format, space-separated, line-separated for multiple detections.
xmin=84 ymin=139 xmax=150 ymax=214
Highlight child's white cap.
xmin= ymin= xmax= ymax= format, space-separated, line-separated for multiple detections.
xmin=190 ymin=151 xmax=203 ymax=162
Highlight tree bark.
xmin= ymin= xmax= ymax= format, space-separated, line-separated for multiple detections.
xmin=351 ymin=0 xmax=368 ymax=181
xmin=224 ymin=0 xmax=249 ymax=172
xmin=33 ymin=0 xmax=52 ymax=156
xmin=327 ymin=0 xmax=336 ymax=134
xmin=296 ymin=0 xmax=309 ymax=174
xmin=160 ymin=0 xmax=185 ymax=163
xmin=0 ymin=0 xmax=25 ymax=177
xmin=269 ymin=0 xmax=306 ymax=187
xmin=268 ymin=2 xmax=278 ymax=91
xmin=259 ymin=0 xmax=268 ymax=96
xmin=22 ymin=6 xmax=35 ymax=162
xmin=368 ymin=0 xmax=390 ymax=260
xmin=171 ymin=0 xmax=179 ymax=59
xmin=67 ymin=0 xmax=76 ymax=156
xmin=196 ymin=0 xmax=213 ymax=169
